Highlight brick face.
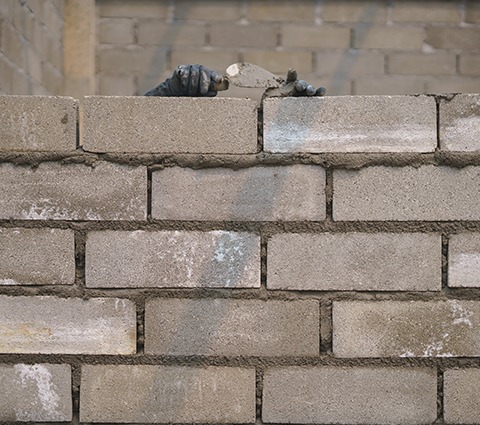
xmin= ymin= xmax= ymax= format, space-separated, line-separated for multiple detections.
xmin=138 ymin=21 xmax=207 ymax=46
xmin=210 ymin=23 xmax=278 ymax=47
xmin=393 ymin=2 xmax=462 ymax=22
xmin=263 ymin=367 xmax=437 ymax=424
xmin=426 ymin=27 xmax=480 ymax=50
xmin=388 ymin=52 xmax=456 ymax=75
xmin=354 ymin=27 xmax=424 ymax=49
xmin=449 ymin=233 xmax=480 ymax=288
xmin=247 ymin=0 xmax=315 ymax=22
xmin=282 ymin=25 xmax=351 ymax=48
xmin=444 ymin=369 xmax=480 ymax=424
xmin=145 ymin=299 xmax=319 ymax=356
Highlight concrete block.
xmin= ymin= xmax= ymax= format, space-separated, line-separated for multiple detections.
xmin=99 ymin=18 xmax=134 ymax=44
xmin=466 ymin=1 xmax=480 ymax=23
xmin=138 ymin=21 xmax=206 ymax=46
xmin=145 ymin=299 xmax=319 ymax=356
xmin=80 ymin=365 xmax=255 ymax=423
xmin=151 ymin=165 xmax=325 ymax=221
xmin=444 ymin=369 xmax=480 ymax=424
xmin=393 ymin=2 xmax=461 ymax=22
xmin=440 ymin=94 xmax=480 ymax=152
xmin=0 ymin=364 xmax=72 ymax=422
xmin=449 ymin=233 xmax=480 ymax=288
xmin=459 ymin=54 xmax=480 ymax=76
xmin=268 ymin=233 xmax=441 ymax=291
xmin=354 ymin=27 xmax=424 ymax=49
xmin=388 ymin=52 xmax=456 ymax=75
xmin=0 ymin=296 xmax=136 ymax=354
xmin=263 ymin=366 xmax=437 ymax=424
xmin=264 ymin=96 xmax=436 ymax=153
xmin=354 ymin=75 xmax=425 ymax=95
xmin=0 ymin=96 xmax=77 ymax=152
xmin=333 ymin=166 xmax=480 ymax=221
xmin=242 ymin=50 xmax=313 ymax=74
xmin=175 ymin=0 xmax=242 ymax=20
xmin=427 ymin=27 xmax=480 ymax=50
xmin=333 ymin=300 xmax=480 ymax=357
xmin=171 ymin=49 xmax=238 ymax=74
xmin=322 ymin=2 xmax=388 ymax=22
xmin=210 ymin=23 xmax=277 ymax=47
xmin=83 ymin=97 xmax=257 ymax=154
xmin=98 ymin=0 xmax=168 ymax=18
xmin=282 ymin=25 xmax=350 ymax=48
xmin=86 ymin=230 xmax=260 ymax=288
xmin=98 ymin=46 xmax=168 ymax=74
xmin=247 ymin=0 xmax=315 ymax=22
xmin=0 ymin=228 xmax=74 ymax=286
xmin=0 ymin=162 xmax=147 ymax=220
xmin=425 ymin=77 xmax=480 ymax=95
xmin=316 ymin=51 xmax=384 ymax=78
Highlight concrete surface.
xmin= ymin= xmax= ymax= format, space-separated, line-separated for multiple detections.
xmin=444 ymin=369 xmax=480 ymax=424
xmin=449 ymin=233 xmax=480 ymax=288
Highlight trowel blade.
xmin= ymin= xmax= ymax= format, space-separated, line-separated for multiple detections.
xmin=225 ymin=63 xmax=282 ymax=89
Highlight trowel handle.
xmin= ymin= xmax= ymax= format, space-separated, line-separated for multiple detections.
xmin=213 ymin=78 xmax=229 ymax=91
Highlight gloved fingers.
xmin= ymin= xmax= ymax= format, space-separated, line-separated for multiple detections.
xmin=205 ymin=89 xmax=218 ymax=97
xmin=177 ymin=65 xmax=190 ymax=92
xmin=209 ymin=71 xmax=223 ymax=92
xmin=199 ymin=66 xmax=210 ymax=95
xmin=188 ymin=64 xmax=201 ymax=96
xmin=305 ymin=84 xmax=316 ymax=96
xmin=286 ymin=69 xmax=297 ymax=83
xmin=294 ymin=80 xmax=308 ymax=93
xmin=316 ymin=86 xmax=327 ymax=96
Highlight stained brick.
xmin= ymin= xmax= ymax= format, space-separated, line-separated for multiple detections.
xmin=354 ymin=26 xmax=424 ymax=49
xmin=393 ymin=2 xmax=461 ymax=22
xmin=444 ymin=369 xmax=480 ymax=424
xmin=263 ymin=367 xmax=437 ymax=424
xmin=333 ymin=300 xmax=480 ymax=357
xmin=282 ymin=25 xmax=350 ymax=48
xmin=322 ymin=1 xmax=388 ymax=22
xmin=247 ymin=0 xmax=315 ymax=22
xmin=0 ymin=296 xmax=136 ymax=354
xmin=145 ymin=299 xmax=319 ymax=356
xmin=426 ymin=27 xmax=480 ymax=49
xmin=449 ymin=233 xmax=480 ymax=288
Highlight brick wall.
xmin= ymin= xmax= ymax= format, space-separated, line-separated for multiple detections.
xmin=0 ymin=0 xmax=65 ymax=95
xmin=97 ymin=0 xmax=480 ymax=98
xmin=1 ymin=93 xmax=480 ymax=423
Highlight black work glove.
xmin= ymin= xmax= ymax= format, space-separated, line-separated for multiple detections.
xmin=145 ymin=64 xmax=224 ymax=97
xmin=262 ymin=69 xmax=326 ymax=98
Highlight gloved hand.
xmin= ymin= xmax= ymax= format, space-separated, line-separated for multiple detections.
xmin=145 ymin=64 xmax=224 ymax=97
xmin=263 ymin=69 xmax=326 ymax=98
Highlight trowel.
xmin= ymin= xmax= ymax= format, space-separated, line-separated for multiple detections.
xmin=214 ymin=62 xmax=326 ymax=97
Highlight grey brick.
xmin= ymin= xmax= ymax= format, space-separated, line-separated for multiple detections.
xmin=0 ymin=296 xmax=136 ymax=354
xmin=268 ymin=233 xmax=441 ymax=291
xmin=80 ymin=365 xmax=255 ymax=423
xmin=0 ymin=228 xmax=74 ymax=286
xmin=0 ymin=364 xmax=72 ymax=422
xmin=444 ymin=369 xmax=480 ymax=424
xmin=440 ymin=94 xmax=480 ymax=152
xmin=83 ymin=97 xmax=258 ymax=154
xmin=449 ymin=233 xmax=480 ymax=288
xmin=86 ymin=230 xmax=260 ymax=288
xmin=333 ymin=166 xmax=480 ymax=221
xmin=263 ymin=367 xmax=437 ymax=424
xmin=145 ymin=299 xmax=319 ymax=356
xmin=152 ymin=165 xmax=325 ymax=221
xmin=0 ymin=96 xmax=77 ymax=152
xmin=333 ymin=300 xmax=480 ymax=358
xmin=264 ymin=96 xmax=436 ymax=153
xmin=0 ymin=162 xmax=146 ymax=220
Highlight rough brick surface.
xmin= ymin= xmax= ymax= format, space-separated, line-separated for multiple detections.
xmin=86 ymin=230 xmax=260 ymax=288
xmin=322 ymin=2 xmax=388 ymax=22
xmin=388 ymin=52 xmax=456 ymax=75
xmin=263 ymin=96 xmax=436 ymax=153
xmin=80 ymin=365 xmax=255 ymax=423
xmin=0 ymin=162 xmax=146 ymax=220
xmin=247 ymin=1 xmax=314 ymax=22
xmin=0 ymin=228 xmax=74 ymax=286
xmin=0 ymin=96 xmax=77 ymax=151
xmin=333 ymin=300 xmax=480 ymax=358
xmin=354 ymin=27 xmax=424 ymax=49
xmin=426 ymin=27 xmax=480 ymax=50
xmin=175 ymin=0 xmax=242 ymax=20
xmin=444 ymin=369 xmax=480 ymax=424
xmin=268 ymin=233 xmax=441 ymax=291
xmin=263 ymin=367 xmax=437 ymax=424
xmin=152 ymin=165 xmax=325 ymax=221
xmin=393 ymin=2 xmax=461 ymax=22
xmin=145 ymin=299 xmax=319 ymax=356
xmin=449 ymin=233 xmax=480 ymax=288
xmin=0 ymin=364 xmax=72 ymax=422
xmin=210 ymin=23 xmax=277 ymax=47
xmin=83 ymin=97 xmax=258 ymax=154
xmin=440 ymin=94 xmax=480 ymax=152
xmin=333 ymin=166 xmax=480 ymax=221
xmin=282 ymin=25 xmax=350 ymax=48
xmin=138 ymin=22 xmax=206 ymax=46
xmin=0 ymin=296 xmax=136 ymax=354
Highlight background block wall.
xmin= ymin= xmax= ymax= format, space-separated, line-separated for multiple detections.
xmin=0 ymin=93 xmax=479 ymax=423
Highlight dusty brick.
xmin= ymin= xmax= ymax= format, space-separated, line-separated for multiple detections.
xmin=282 ymin=25 xmax=350 ymax=48
xmin=393 ymin=2 xmax=461 ymax=22
xmin=175 ymin=0 xmax=242 ymax=21
xmin=81 ymin=365 xmax=255 ymax=423
xmin=99 ymin=18 xmax=134 ymax=44
xmin=0 ymin=228 xmax=74 ymax=286
xmin=0 ymin=96 xmax=77 ymax=151
xmin=86 ymin=230 xmax=260 ymax=288
xmin=0 ymin=162 xmax=147 ymax=220
xmin=138 ymin=21 xmax=206 ymax=46
xmin=466 ymin=0 xmax=480 ymax=23
xmin=264 ymin=96 xmax=436 ymax=153
xmin=354 ymin=26 xmax=424 ymax=49
xmin=152 ymin=165 xmax=325 ymax=221
xmin=210 ymin=23 xmax=277 ymax=47
xmin=322 ymin=1 xmax=388 ymax=22
xmin=98 ymin=74 xmax=136 ymax=95
xmin=425 ymin=77 xmax=480 ymax=94
xmin=427 ymin=27 xmax=480 ymax=50
xmin=268 ymin=233 xmax=441 ymax=291
xmin=0 ymin=364 xmax=72 ymax=422
xmin=247 ymin=0 xmax=315 ymax=22
xmin=242 ymin=50 xmax=313 ymax=74
xmin=98 ymin=46 xmax=168 ymax=74
xmin=459 ymin=54 xmax=480 ymax=76
xmin=145 ymin=299 xmax=319 ymax=356
xmin=316 ymin=51 xmax=384 ymax=77
xmin=354 ymin=75 xmax=425 ymax=95
xmin=333 ymin=166 xmax=480 ymax=221
xmin=0 ymin=296 xmax=136 ymax=354
xmin=333 ymin=300 xmax=480 ymax=357
xmin=98 ymin=0 xmax=168 ymax=18
xmin=83 ymin=97 xmax=257 ymax=154
xmin=439 ymin=94 xmax=480 ymax=152
xmin=449 ymin=234 xmax=480 ymax=288
xmin=171 ymin=48 xmax=238 ymax=73
xmin=444 ymin=369 xmax=480 ymax=424
xmin=389 ymin=52 xmax=456 ymax=75
xmin=263 ymin=367 xmax=437 ymax=424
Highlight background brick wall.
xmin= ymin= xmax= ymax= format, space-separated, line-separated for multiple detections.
xmin=0 ymin=93 xmax=479 ymax=423
xmin=97 ymin=0 xmax=480 ymax=98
